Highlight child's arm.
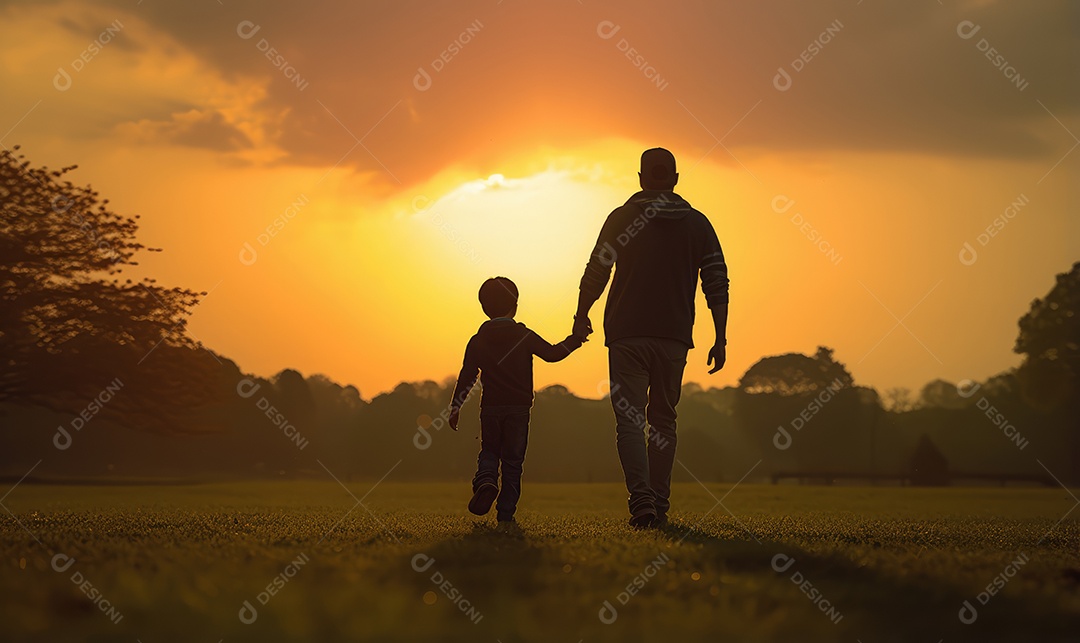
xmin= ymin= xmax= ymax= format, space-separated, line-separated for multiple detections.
xmin=448 ymin=338 xmax=479 ymax=430
xmin=529 ymin=331 xmax=585 ymax=363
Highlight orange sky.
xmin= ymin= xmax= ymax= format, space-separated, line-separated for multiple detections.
xmin=1 ymin=0 xmax=1077 ymax=399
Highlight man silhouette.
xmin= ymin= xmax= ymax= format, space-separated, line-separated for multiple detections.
xmin=573 ymin=148 xmax=729 ymax=528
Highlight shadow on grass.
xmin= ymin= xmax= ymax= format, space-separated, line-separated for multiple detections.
xmin=404 ymin=520 xmax=547 ymax=601
xmin=653 ymin=518 xmax=1075 ymax=643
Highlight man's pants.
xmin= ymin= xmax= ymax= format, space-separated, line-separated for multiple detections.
xmin=609 ymin=337 xmax=688 ymax=518
xmin=472 ymin=406 xmax=531 ymax=521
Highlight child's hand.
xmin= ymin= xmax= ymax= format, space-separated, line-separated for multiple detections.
xmin=572 ymin=314 xmax=593 ymax=339
xmin=448 ymin=406 xmax=460 ymax=431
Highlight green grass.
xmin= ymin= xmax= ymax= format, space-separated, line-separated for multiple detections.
xmin=1 ymin=481 xmax=1078 ymax=642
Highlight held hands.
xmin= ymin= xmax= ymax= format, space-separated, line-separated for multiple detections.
xmin=448 ymin=406 xmax=460 ymax=431
xmin=707 ymin=342 xmax=727 ymax=374
xmin=572 ymin=314 xmax=593 ymax=341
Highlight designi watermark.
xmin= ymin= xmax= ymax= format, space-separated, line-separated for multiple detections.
xmin=598 ymin=551 xmax=670 ymax=624
xmin=773 ymin=19 xmax=843 ymax=91
xmin=413 ymin=19 xmax=484 ymax=91
xmin=53 ymin=378 xmax=124 ymax=450
xmin=414 ymin=381 xmax=479 ymax=450
xmin=239 ymin=194 xmax=309 ymax=266
xmin=772 ymin=195 xmax=842 ymax=266
xmin=773 ymin=378 xmax=846 ymax=450
xmin=53 ymin=19 xmax=124 ymax=91
xmin=958 ymin=193 xmax=1029 ymax=266
xmin=236 ymin=378 xmax=310 ymax=450
xmin=237 ymin=21 xmax=309 ymax=91
xmin=239 ymin=552 xmax=311 ymax=624
xmin=956 ymin=380 xmax=1029 ymax=451
xmin=771 ymin=553 xmax=843 ymax=624
xmin=51 ymin=553 xmax=124 ymax=624
xmin=957 ymin=20 xmax=1029 ymax=92
xmin=411 ymin=553 xmax=484 ymax=624
xmin=597 ymin=20 xmax=669 ymax=91
xmin=606 ymin=381 xmax=671 ymax=451
xmin=958 ymin=552 xmax=1029 ymax=624
xmin=413 ymin=195 xmax=481 ymax=264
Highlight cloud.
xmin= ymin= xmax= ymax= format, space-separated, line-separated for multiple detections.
xmin=115 ymin=109 xmax=253 ymax=152
xmin=3 ymin=0 xmax=1077 ymax=187
xmin=0 ymin=1 xmax=295 ymax=161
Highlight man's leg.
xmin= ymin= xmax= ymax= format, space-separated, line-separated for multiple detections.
xmin=645 ymin=339 xmax=688 ymax=520
xmin=609 ymin=339 xmax=656 ymax=520
xmin=494 ymin=410 xmax=530 ymax=521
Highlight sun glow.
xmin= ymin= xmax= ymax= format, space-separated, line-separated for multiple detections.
xmin=411 ymin=168 xmax=623 ymax=291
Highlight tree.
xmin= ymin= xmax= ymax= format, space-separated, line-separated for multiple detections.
xmin=271 ymin=368 xmax=317 ymax=420
xmin=734 ymin=347 xmax=874 ymax=475
xmin=909 ymin=434 xmax=949 ymax=486
xmin=538 ymin=384 xmax=572 ymax=396
xmin=0 ymin=146 xmax=235 ymax=434
xmin=917 ymin=379 xmax=966 ymax=410
xmin=883 ymin=387 xmax=915 ymax=412
xmin=1015 ymin=261 xmax=1080 ymax=482
xmin=738 ymin=346 xmax=854 ymax=395
xmin=1015 ymin=261 xmax=1080 ymax=408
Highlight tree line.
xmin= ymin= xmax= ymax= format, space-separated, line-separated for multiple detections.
xmin=2 ymin=148 xmax=1076 ymax=484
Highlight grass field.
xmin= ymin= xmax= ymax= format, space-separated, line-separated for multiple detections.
xmin=1 ymin=480 xmax=1078 ymax=642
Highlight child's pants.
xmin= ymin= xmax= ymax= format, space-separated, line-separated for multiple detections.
xmin=472 ymin=405 xmax=531 ymax=520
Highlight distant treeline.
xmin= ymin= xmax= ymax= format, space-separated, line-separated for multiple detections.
xmin=1 ymin=347 xmax=1074 ymax=484
xmin=3 ymin=149 xmax=1075 ymax=486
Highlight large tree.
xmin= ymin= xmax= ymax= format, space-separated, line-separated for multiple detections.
xmin=738 ymin=346 xmax=854 ymax=395
xmin=1015 ymin=261 xmax=1079 ymax=481
xmin=734 ymin=347 xmax=876 ymax=474
xmin=0 ymin=146 xmax=235 ymax=434
xmin=1015 ymin=261 xmax=1080 ymax=406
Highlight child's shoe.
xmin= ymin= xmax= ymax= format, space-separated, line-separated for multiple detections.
xmin=468 ymin=482 xmax=499 ymax=515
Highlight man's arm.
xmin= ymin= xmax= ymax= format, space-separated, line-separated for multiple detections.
xmin=575 ymin=210 xmax=620 ymax=337
xmin=529 ymin=330 xmax=585 ymax=363
xmin=707 ymin=303 xmax=728 ymax=374
xmin=699 ymin=221 xmax=730 ymax=374
xmin=448 ymin=338 xmax=479 ymax=430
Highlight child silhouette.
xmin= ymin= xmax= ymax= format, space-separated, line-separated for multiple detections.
xmin=449 ymin=277 xmax=584 ymax=525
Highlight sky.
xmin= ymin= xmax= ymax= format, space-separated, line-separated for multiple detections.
xmin=1 ymin=0 xmax=1077 ymax=400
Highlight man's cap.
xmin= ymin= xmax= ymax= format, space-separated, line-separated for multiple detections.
xmin=640 ymin=147 xmax=677 ymax=182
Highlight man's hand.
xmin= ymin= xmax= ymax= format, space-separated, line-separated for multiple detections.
xmin=448 ymin=406 xmax=460 ymax=431
xmin=707 ymin=343 xmax=726 ymax=374
xmin=572 ymin=314 xmax=593 ymax=340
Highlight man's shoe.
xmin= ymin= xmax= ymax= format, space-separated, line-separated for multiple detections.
xmin=628 ymin=510 xmax=657 ymax=529
xmin=468 ymin=483 xmax=499 ymax=515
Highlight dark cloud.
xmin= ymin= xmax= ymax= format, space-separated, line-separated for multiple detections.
xmin=168 ymin=110 xmax=252 ymax=151
xmin=118 ymin=109 xmax=253 ymax=152
xmin=57 ymin=0 xmax=1080 ymax=184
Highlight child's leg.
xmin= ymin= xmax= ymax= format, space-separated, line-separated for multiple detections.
xmin=472 ymin=411 xmax=503 ymax=492
xmin=494 ymin=410 xmax=530 ymax=520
